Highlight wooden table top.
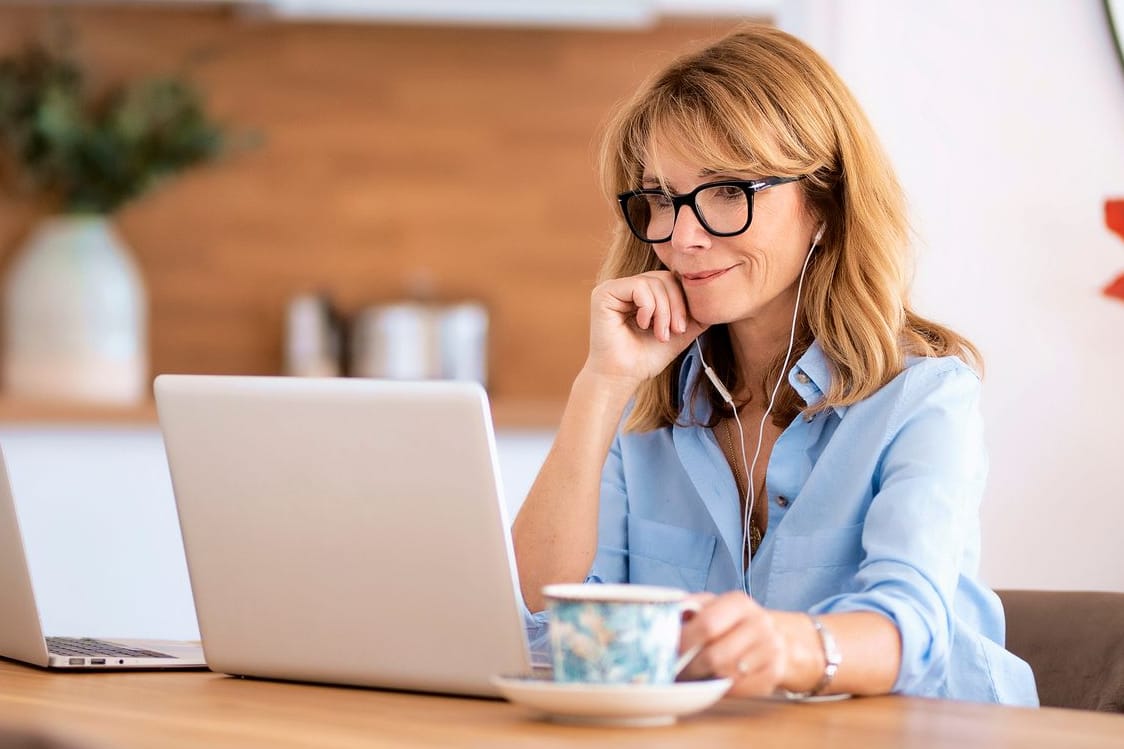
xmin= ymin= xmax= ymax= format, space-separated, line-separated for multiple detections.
xmin=0 ymin=660 xmax=1120 ymax=749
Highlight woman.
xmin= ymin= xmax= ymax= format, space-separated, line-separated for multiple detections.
xmin=511 ymin=25 xmax=1037 ymax=705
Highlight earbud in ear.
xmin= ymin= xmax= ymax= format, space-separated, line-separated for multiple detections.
xmin=813 ymin=223 xmax=826 ymax=247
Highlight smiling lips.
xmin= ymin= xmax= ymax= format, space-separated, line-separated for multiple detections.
xmin=679 ymin=266 xmax=736 ymax=286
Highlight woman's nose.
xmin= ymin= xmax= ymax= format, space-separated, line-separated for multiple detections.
xmin=669 ymin=204 xmax=711 ymax=251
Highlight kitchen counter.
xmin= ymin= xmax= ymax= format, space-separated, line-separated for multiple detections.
xmin=0 ymin=395 xmax=563 ymax=429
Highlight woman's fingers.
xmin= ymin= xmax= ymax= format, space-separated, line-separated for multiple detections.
xmin=626 ymin=274 xmax=676 ymax=341
xmin=703 ymin=621 xmax=785 ymax=687
xmin=678 ymin=592 xmax=785 ymax=693
xmin=598 ymin=272 xmax=693 ymax=340
xmin=678 ymin=592 xmax=749 ymax=680
xmin=587 ymin=271 xmax=709 ymax=381
xmin=624 ymin=278 xmax=658 ymax=331
xmin=656 ymin=272 xmax=690 ymax=336
xmin=642 ymin=276 xmax=673 ymax=341
xmin=682 ymin=592 xmax=764 ymax=643
xmin=682 ymin=591 xmax=716 ymax=612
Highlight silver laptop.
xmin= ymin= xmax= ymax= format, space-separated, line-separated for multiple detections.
xmin=154 ymin=375 xmax=532 ymax=697
xmin=0 ymin=445 xmax=206 ymax=670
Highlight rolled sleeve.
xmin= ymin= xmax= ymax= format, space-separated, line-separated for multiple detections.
xmin=810 ymin=364 xmax=985 ymax=694
xmin=519 ymin=596 xmax=552 ymax=665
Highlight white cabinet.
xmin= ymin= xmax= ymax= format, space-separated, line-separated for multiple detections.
xmin=3 ymin=427 xmax=196 ymax=640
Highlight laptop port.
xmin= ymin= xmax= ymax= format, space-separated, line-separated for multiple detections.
xmin=68 ymin=658 xmax=84 ymax=665
xmin=90 ymin=658 xmax=106 ymax=665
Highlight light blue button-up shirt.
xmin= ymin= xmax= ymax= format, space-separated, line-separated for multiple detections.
xmin=524 ymin=339 xmax=1038 ymax=706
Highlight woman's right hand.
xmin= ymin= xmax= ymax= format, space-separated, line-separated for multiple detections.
xmin=585 ymin=270 xmax=709 ymax=387
xmin=515 ymin=271 xmax=704 ymax=608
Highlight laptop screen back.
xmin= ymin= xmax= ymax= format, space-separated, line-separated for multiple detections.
xmin=0 ymin=446 xmax=50 ymax=667
xmin=155 ymin=375 xmax=530 ymax=696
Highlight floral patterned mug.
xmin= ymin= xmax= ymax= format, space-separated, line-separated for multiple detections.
xmin=542 ymin=583 xmax=703 ymax=685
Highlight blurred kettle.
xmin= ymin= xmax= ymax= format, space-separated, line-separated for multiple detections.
xmin=284 ymin=293 xmax=343 ymax=377
xmin=350 ymin=301 xmax=488 ymax=385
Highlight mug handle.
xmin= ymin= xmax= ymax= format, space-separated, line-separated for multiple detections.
xmin=673 ymin=598 xmax=704 ymax=678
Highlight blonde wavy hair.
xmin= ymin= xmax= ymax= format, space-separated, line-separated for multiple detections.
xmin=598 ymin=24 xmax=980 ymax=432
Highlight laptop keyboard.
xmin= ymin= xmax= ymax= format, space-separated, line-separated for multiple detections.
xmin=46 ymin=637 xmax=173 ymax=659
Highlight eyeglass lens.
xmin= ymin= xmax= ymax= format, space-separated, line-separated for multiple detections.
xmin=625 ymin=184 xmax=750 ymax=242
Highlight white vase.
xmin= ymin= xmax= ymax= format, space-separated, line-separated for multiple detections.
xmin=2 ymin=215 xmax=148 ymax=404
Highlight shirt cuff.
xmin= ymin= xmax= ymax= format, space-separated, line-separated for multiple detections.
xmin=519 ymin=575 xmax=605 ymax=667
xmin=810 ymin=586 xmax=950 ymax=695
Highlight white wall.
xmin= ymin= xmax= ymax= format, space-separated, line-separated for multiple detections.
xmin=780 ymin=1 xmax=1124 ymax=591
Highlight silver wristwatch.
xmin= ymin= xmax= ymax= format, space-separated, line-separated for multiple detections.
xmin=784 ymin=615 xmax=841 ymax=700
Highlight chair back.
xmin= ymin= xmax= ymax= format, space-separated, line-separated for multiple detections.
xmin=997 ymin=589 xmax=1124 ymax=712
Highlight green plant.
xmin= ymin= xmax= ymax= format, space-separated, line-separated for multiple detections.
xmin=0 ymin=44 xmax=227 ymax=214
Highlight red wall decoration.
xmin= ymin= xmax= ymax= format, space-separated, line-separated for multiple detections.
xmin=1106 ymin=199 xmax=1124 ymax=302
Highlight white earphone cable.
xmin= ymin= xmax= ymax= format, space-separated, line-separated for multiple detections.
xmin=695 ymin=227 xmax=821 ymax=594
xmin=736 ymin=237 xmax=816 ymax=591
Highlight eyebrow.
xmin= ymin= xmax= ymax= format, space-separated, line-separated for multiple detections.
xmin=640 ymin=169 xmax=750 ymax=190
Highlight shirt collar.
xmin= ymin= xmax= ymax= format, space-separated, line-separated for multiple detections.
xmin=678 ymin=334 xmax=847 ymax=421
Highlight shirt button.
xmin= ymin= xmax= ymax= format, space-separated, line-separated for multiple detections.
xmin=795 ymin=372 xmax=811 ymax=384
xmin=776 ymin=495 xmax=789 ymax=508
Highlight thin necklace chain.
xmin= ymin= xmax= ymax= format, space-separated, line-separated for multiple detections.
xmin=722 ymin=416 xmax=765 ymax=558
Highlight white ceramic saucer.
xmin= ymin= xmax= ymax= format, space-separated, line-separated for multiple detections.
xmin=491 ymin=674 xmax=733 ymax=727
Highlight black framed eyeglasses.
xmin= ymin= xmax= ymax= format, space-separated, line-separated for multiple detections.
xmin=616 ymin=176 xmax=803 ymax=244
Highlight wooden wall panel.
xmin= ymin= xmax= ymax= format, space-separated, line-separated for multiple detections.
xmin=0 ymin=6 xmax=745 ymax=418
